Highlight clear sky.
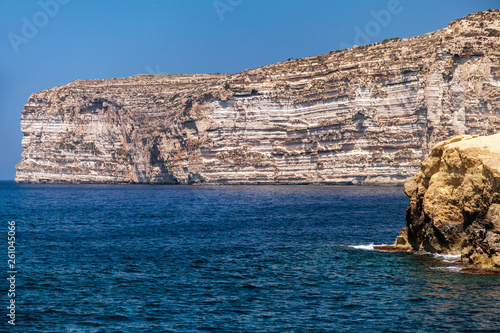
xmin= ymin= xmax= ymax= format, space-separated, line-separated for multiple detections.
xmin=1 ymin=0 xmax=498 ymax=180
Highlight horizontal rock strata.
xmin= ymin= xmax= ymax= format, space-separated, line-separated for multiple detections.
xmin=395 ymin=133 xmax=500 ymax=270
xmin=15 ymin=10 xmax=500 ymax=184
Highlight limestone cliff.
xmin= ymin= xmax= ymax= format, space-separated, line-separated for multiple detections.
xmin=15 ymin=10 xmax=500 ymax=184
xmin=396 ymin=133 xmax=500 ymax=270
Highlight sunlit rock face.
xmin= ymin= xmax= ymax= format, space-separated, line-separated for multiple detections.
xmin=15 ymin=10 xmax=500 ymax=185
xmin=400 ymin=133 xmax=500 ymax=271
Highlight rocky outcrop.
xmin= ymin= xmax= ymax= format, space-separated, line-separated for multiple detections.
xmin=15 ymin=10 xmax=500 ymax=184
xmin=395 ymin=133 xmax=500 ymax=270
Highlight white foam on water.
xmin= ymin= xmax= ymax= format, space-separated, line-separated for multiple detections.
xmin=433 ymin=253 xmax=461 ymax=259
xmin=430 ymin=266 xmax=463 ymax=273
xmin=349 ymin=245 xmax=467 ymax=272
xmin=350 ymin=243 xmax=374 ymax=250
xmin=433 ymin=253 xmax=462 ymax=262
xmin=349 ymin=243 xmax=387 ymax=251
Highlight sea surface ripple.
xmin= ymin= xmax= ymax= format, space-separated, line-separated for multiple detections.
xmin=1 ymin=182 xmax=499 ymax=332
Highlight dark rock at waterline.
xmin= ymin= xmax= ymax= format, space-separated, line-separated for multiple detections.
xmin=393 ymin=133 xmax=500 ymax=271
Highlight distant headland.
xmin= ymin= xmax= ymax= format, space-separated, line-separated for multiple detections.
xmin=15 ymin=10 xmax=500 ymax=185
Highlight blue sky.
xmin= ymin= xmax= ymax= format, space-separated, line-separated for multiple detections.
xmin=1 ymin=0 xmax=498 ymax=180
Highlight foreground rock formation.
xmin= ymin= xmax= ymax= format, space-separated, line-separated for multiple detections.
xmin=393 ymin=133 xmax=500 ymax=270
xmin=15 ymin=10 xmax=500 ymax=184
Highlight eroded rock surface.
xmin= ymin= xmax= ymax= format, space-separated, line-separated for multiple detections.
xmin=15 ymin=10 xmax=500 ymax=184
xmin=398 ymin=132 xmax=500 ymax=270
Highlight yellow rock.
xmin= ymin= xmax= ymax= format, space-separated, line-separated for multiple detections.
xmin=400 ymin=132 xmax=500 ymax=270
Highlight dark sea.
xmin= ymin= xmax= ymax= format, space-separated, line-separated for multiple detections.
xmin=1 ymin=182 xmax=500 ymax=332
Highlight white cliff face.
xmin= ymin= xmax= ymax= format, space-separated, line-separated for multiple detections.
xmin=201 ymin=93 xmax=421 ymax=184
xmin=15 ymin=10 xmax=500 ymax=184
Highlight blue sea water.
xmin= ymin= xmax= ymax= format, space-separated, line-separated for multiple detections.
xmin=1 ymin=182 xmax=500 ymax=332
